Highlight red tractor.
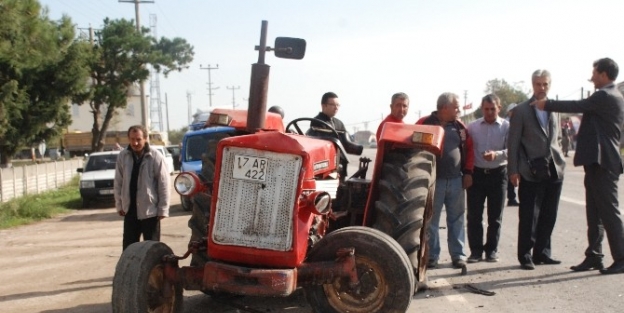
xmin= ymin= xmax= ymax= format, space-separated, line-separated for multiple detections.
xmin=112 ymin=21 xmax=443 ymax=313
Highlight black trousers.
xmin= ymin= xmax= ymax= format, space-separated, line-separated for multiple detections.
xmin=584 ymin=164 xmax=624 ymax=262
xmin=122 ymin=204 xmax=161 ymax=251
xmin=507 ymin=181 xmax=517 ymax=202
xmin=517 ymin=175 xmax=562 ymax=264
xmin=467 ymin=166 xmax=507 ymax=256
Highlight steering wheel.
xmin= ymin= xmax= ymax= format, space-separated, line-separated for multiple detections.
xmin=285 ymin=117 xmax=340 ymax=139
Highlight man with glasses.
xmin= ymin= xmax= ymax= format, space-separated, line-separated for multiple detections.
xmin=466 ymin=94 xmax=509 ymax=263
xmin=307 ymin=92 xmax=363 ymax=177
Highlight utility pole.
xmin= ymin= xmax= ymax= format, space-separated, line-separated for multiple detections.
xmin=164 ymin=93 xmax=170 ymax=133
xmin=200 ymin=64 xmax=219 ymax=107
xmin=187 ymin=91 xmax=193 ymax=125
xmin=119 ymin=0 xmax=154 ymax=129
xmin=227 ymin=86 xmax=240 ymax=109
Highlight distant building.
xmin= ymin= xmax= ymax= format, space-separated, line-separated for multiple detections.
xmin=354 ymin=130 xmax=375 ymax=145
xmin=67 ymin=84 xmax=144 ymax=133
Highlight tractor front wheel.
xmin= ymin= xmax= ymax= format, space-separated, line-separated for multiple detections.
xmin=112 ymin=241 xmax=183 ymax=313
xmin=180 ymin=195 xmax=191 ymax=211
xmin=304 ymin=226 xmax=414 ymax=313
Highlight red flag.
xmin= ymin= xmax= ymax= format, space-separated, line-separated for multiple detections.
xmin=463 ymin=103 xmax=472 ymax=110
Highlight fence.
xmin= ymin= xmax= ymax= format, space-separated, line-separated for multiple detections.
xmin=0 ymin=159 xmax=84 ymax=203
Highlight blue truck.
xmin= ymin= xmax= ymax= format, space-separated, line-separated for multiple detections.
xmin=178 ymin=109 xmax=285 ymax=211
xmin=179 ymin=126 xmax=238 ymax=210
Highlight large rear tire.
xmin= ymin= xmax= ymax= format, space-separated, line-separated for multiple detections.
xmin=112 ymin=241 xmax=183 ymax=313
xmin=373 ymin=148 xmax=435 ymax=288
xmin=304 ymin=227 xmax=414 ymax=313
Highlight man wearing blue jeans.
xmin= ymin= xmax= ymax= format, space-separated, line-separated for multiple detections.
xmin=417 ymin=92 xmax=474 ymax=269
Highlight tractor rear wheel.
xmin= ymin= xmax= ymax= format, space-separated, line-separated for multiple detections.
xmin=372 ymin=148 xmax=435 ymax=290
xmin=304 ymin=226 xmax=414 ymax=313
xmin=112 ymin=241 xmax=183 ymax=313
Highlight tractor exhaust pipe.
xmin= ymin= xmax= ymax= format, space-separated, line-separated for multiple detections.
xmin=247 ymin=20 xmax=270 ymax=133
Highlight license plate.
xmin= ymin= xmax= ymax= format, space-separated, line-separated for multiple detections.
xmin=100 ymin=189 xmax=114 ymax=195
xmin=232 ymin=155 xmax=267 ymax=182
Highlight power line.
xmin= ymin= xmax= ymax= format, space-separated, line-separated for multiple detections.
xmin=200 ymin=64 xmax=219 ymax=107
xmin=227 ymin=86 xmax=241 ymax=109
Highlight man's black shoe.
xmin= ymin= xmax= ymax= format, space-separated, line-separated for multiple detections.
xmin=427 ymin=259 xmax=438 ymax=269
xmin=520 ymin=260 xmax=535 ymax=270
xmin=467 ymin=253 xmax=483 ymax=263
xmin=533 ymin=256 xmax=562 ymax=265
xmin=599 ymin=261 xmax=624 ymax=275
xmin=452 ymin=259 xmax=467 ymax=269
xmin=507 ymin=199 xmax=519 ymax=206
xmin=570 ymin=257 xmax=604 ymax=271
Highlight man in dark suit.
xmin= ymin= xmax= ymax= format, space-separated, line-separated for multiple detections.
xmin=534 ymin=58 xmax=624 ymax=275
xmin=307 ymin=92 xmax=363 ymax=179
xmin=508 ymin=69 xmax=566 ymax=270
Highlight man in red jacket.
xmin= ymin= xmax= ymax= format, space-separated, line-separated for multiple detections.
xmin=417 ymin=92 xmax=474 ymax=269
xmin=376 ymin=92 xmax=410 ymax=142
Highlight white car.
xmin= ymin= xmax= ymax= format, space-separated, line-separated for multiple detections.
xmin=77 ymin=151 xmax=120 ymax=208
xmin=152 ymin=145 xmax=175 ymax=175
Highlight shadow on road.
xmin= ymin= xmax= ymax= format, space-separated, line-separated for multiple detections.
xmin=0 ymin=281 xmax=111 ymax=303
xmin=183 ymin=289 xmax=309 ymax=313
xmin=418 ymin=263 xmax=602 ymax=299
xmin=40 ymin=303 xmax=111 ymax=313
xmin=57 ymin=203 xmax=188 ymax=224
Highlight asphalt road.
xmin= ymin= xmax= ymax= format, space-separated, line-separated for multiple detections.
xmin=1 ymin=149 xmax=624 ymax=312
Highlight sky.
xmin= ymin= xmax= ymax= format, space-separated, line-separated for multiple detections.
xmin=39 ymin=0 xmax=624 ymax=133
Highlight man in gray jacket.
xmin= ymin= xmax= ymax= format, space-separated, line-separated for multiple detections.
xmin=508 ymin=69 xmax=566 ymax=270
xmin=115 ymin=125 xmax=170 ymax=251
xmin=534 ymin=58 xmax=624 ymax=275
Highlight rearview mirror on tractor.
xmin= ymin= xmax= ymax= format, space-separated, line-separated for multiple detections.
xmin=274 ymin=37 xmax=306 ymax=60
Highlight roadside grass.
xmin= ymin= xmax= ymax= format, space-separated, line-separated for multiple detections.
xmin=0 ymin=176 xmax=82 ymax=229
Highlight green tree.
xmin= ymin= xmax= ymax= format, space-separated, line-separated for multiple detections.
xmin=82 ymin=18 xmax=194 ymax=152
xmin=167 ymin=127 xmax=188 ymax=145
xmin=470 ymin=79 xmax=529 ymax=120
xmin=0 ymin=0 xmax=91 ymax=167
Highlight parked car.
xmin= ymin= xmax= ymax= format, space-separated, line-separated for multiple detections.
xmin=165 ymin=144 xmax=181 ymax=171
xmin=151 ymin=145 xmax=175 ymax=175
xmin=77 ymin=151 xmax=120 ymax=208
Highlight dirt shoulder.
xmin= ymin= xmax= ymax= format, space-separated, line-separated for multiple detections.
xmin=0 ymin=188 xmax=309 ymax=313
xmin=0 ymin=200 xmax=194 ymax=313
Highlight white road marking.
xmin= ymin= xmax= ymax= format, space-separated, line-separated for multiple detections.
xmin=560 ymin=196 xmax=585 ymax=206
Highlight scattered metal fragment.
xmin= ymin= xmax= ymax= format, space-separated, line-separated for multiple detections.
xmin=465 ymin=284 xmax=496 ymax=296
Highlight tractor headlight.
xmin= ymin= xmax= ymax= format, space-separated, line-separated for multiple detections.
xmin=174 ymin=172 xmax=202 ymax=196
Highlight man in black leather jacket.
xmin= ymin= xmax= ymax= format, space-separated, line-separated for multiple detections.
xmin=307 ymin=92 xmax=363 ymax=178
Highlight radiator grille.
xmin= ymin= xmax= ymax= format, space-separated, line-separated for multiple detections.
xmin=94 ymin=180 xmax=114 ymax=188
xmin=212 ymin=146 xmax=301 ymax=251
